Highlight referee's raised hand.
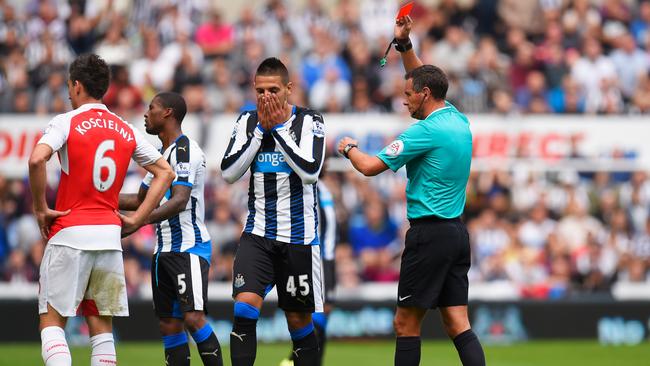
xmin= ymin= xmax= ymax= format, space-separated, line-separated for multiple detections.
xmin=395 ymin=15 xmax=413 ymax=41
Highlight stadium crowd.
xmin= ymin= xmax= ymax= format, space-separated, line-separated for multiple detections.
xmin=3 ymin=165 xmax=650 ymax=299
xmin=2 ymin=0 xmax=650 ymax=299
xmin=2 ymin=0 xmax=650 ymax=115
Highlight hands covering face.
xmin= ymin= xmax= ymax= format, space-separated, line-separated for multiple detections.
xmin=257 ymin=93 xmax=288 ymax=131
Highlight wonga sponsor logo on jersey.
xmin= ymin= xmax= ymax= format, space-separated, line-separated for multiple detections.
xmin=253 ymin=152 xmax=292 ymax=173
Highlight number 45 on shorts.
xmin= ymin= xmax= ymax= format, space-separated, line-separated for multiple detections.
xmin=286 ymin=274 xmax=310 ymax=297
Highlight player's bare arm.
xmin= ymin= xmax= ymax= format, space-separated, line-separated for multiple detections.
xmin=144 ymin=184 xmax=192 ymax=225
xmin=118 ymin=157 xmax=174 ymax=236
xmin=395 ymin=15 xmax=423 ymax=73
xmin=337 ymin=137 xmax=389 ymax=177
xmin=28 ymin=143 xmax=70 ymax=239
xmin=118 ymin=185 xmax=148 ymax=211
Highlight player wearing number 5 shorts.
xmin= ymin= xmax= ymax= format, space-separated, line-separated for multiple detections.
xmin=221 ymin=58 xmax=326 ymax=366
xmin=29 ymin=54 xmax=174 ymax=366
xmin=118 ymin=92 xmax=223 ymax=366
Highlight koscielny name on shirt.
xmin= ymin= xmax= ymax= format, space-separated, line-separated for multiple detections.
xmin=73 ymin=118 xmax=135 ymax=142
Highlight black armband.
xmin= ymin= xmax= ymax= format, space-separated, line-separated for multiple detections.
xmin=394 ymin=38 xmax=413 ymax=52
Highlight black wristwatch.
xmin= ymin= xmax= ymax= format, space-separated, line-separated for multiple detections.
xmin=394 ymin=38 xmax=413 ymax=52
xmin=343 ymin=143 xmax=358 ymax=159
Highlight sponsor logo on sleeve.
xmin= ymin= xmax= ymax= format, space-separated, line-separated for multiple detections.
xmin=385 ymin=140 xmax=404 ymax=157
xmin=176 ymin=162 xmax=191 ymax=178
xmin=312 ymin=120 xmax=325 ymax=137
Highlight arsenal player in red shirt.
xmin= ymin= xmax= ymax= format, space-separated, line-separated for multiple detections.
xmin=28 ymin=54 xmax=174 ymax=366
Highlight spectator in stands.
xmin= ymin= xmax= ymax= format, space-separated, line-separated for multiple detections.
xmin=309 ymin=66 xmax=351 ymax=112
xmin=498 ymin=0 xmax=545 ymax=35
xmin=632 ymin=73 xmax=650 ymax=113
xmin=515 ymin=71 xmax=550 ymax=112
xmin=205 ymin=59 xmax=244 ymax=113
xmin=348 ymin=200 xmax=399 ymax=282
xmin=158 ymin=29 xmax=204 ymax=91
xmin=509 ymin=42 xmax=537 ymax=92
xmin=562 ymin=0 xmax=602 ymax=38
xmin=491 ymin=88 xmax=519 ymax=115
xmin=94 ymin=19 xmax=131 ymax=66
xmin=349 ymin=79 xmax=384 ymax=113
xmin=458 ymin=54 xmax=490 ymax=113
xmin=103 ymin=65 xmax=143 ymax=118
xmin=207 ymin=204 xmax=241 ymax=282
xmin=430 ymin=25 xmax=475 ymax=76
xmin=129 ymin=33 xmax=169 ymax=94
xmin=2 ymin=249 xmax=37 ymax=282
xmin=157 ymin=3 xmax=193 ymax=46
xmin=34 ymin=70 xmax=70 ymax=115
xmin=301 ymin=28 xmax=350 ymax=90
xmin=469 ymin=208 xmax=512 ymax=280
xmin=557 ymin=198 xmax=603 ymax=254
xmin=610 ymin=33 xmax=649 ymax=101
xmin=27 ymin=32 xmax=72 ymax=89
xmin=518 ymin=204 xmax=556 ymax=251
xmin=359 ymin=0 xmax=395 ymax=43
xmin=631 ymin=1 xmax=650 ymax=46
xmin=571 ymin=37 xmax=617 ymax=113
xmin=195 ymin=9 xmax=235 ymax=60
xmin=601 ymin=0 xmax=632 ymax=24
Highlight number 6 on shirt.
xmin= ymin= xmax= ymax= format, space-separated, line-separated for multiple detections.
xmin=93 ymin=139 xmax=117 ymax=192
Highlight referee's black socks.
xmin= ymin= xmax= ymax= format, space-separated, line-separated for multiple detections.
xmin=230 ymin=302 xmax=260 ymax=366
xmin=290 ymin=323 xmax=319 ymax=366
xmin=395 ymin=336 xmax=421 ymax=366
xmin=191 ymin=323 xmax=223 ymax=366
xmin=453 ymin=329 xmax=486 ymax=366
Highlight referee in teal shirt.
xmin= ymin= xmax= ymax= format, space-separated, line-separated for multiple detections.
xmin=337 ymin=16 xmax=486 ymax=366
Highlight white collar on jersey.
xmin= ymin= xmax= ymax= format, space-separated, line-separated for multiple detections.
xmin=76 ymin=103 xmax=109 ymax=111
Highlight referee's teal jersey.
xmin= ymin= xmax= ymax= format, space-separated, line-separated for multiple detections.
xmin=377 ymin=101 xmax=472 ymax=219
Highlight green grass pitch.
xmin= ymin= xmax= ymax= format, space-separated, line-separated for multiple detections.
xmin=2 ymin=340 xmax=649 ymax=365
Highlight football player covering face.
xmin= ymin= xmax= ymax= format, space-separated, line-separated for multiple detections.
xmin=254 ymin=73 xmax=293 ymax=131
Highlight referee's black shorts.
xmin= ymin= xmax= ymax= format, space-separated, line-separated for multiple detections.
xmin=397 ymin=216 xmax=470 ymax=309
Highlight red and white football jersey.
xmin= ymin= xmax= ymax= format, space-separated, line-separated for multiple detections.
xmin=38 ymin=103 xmax=161 ymax=251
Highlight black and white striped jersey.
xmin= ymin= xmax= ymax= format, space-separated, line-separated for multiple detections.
xmin=318 ymin=181 xmax=336 ymax=261
xmin=143 ymin=135 xmax=211 ymax=261
xmin=221 ymin=106 xmax=326 ymax=245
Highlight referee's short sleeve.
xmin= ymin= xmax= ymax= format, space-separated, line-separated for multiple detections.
xmin=376 ymin=122 xmax=432 ymax=172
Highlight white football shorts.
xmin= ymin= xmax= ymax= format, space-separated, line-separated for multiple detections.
xmin=38 ymin=244 xmax=129 ymax=317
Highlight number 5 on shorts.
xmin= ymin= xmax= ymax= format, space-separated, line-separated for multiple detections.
xmin=286 ymin=274 xmax=310 ymax=297
xmin=177 ymin=273 xmax=186 ymax=294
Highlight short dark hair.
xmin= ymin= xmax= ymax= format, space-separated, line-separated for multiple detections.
xmin=68 ymin=54 xmax=110 ymax=100
xmin=256 ymin=57 xmax=289 ymax=84
xmin=404 ymin=65 xmax=448 ymax=100
xmin=155 ymin=92 xmax=187 ymax=123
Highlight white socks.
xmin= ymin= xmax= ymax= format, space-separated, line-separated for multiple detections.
xmin=41 ymin=327 xmax=117 ymax=366
xmin=90 ymin=333 xmax=117 ymax=366
xmin=41 ymin=326 xmax=71 ymax=366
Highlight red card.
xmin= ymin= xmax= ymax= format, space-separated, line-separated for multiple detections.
xmin=396 ymin=2 xmax=414 ymax=19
